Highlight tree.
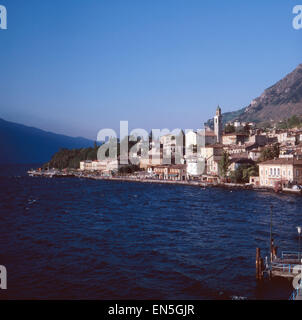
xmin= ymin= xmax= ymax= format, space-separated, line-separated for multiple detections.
xmin=288 ymin=115 xmax=301 ymax=128
xmin=230 ymin=164 xmax=259 ymax=183
xmin=44 ymin=143 xmax=100 ymax=169
xmin=118 ymin=165 xmax=140 ymax=175
xmin=219 ymin=151 xmax=230 ymax=178
xmin=259 ymin=144 xmax=280 ymax=162
xmin=277 ymin=115 xmax=302 ymax=129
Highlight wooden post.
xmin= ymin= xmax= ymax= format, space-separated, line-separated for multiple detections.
xmin=256 ymin=248 xmax=263 ymax=280
xmin=270 ymin=205 xmax=273 ymax=262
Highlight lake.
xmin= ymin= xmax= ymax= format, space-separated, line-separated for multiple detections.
xmin=0 ymin=164 xmax=301 ymax=299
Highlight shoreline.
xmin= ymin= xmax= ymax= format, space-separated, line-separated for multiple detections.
xmin=27 ymin=169 xmax=302 ymax=195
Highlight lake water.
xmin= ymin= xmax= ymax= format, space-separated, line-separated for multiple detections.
xmin=0 ymin=164 xmax=301 ymax=299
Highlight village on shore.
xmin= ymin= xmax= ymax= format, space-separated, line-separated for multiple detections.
xmin=29 ymin=106 xmax=302 ymax=194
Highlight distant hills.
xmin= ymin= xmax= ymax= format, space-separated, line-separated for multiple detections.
xmin=207 ymin=63 xmax=302 ymax=127
xmin=0 ymin=118 xmax=93 ymax=164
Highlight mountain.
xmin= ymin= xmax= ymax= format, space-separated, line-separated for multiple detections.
xmin=207 ymin=63 xmax=302 ymax=126
xmin=0 ymin=118 xmax=94 ymax=164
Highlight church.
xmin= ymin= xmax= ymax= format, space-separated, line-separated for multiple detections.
xmin=214 ymin=105 xmax=223 ymax=143
xmin=204 ymin=105 xmax=223 ymax=145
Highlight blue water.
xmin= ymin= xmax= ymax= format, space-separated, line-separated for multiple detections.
xmin=0 ymin=164 xmax=301 ymax=299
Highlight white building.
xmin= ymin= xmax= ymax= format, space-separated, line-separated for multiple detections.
xmin=185 ymin=131 xmax=197 ymax=151
xmin=186 ymin=157 xmax=205 ymax=177
xmin=80 ymin=160 xmax=92 ymax=171
xmin=80 ymin=159 xmax=126 ymax=173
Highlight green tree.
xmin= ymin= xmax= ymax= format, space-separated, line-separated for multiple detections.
xmin=230 ymin=164 xmax=259 ymax=183
xmin=259 ymin=144 xmax=280 ymax=162
xmin=277 ymin=115 xmax=302 ymax=129
xmin=44 ymin=143 xmax=101 ymax=169
xmin=219 ymin=151 xmax=230 ymax=178
xmin=288 ymin=115 xmax=301 ymax=128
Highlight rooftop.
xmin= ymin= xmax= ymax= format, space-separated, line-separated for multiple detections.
xmin=259 ymin=158 xmax=302 ymax=166
xmin=223 ymin=132 xmax=249 ymax=136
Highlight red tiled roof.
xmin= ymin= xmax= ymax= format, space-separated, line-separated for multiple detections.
xmin=259 ymin=158 xmax=302 ymax=166
xmin=205 ymin=131 xmax=216 ymax=136
xmin=230 ymin=152 xmax=249 ymax=159
xmin=223 ymin=132 xmax=249 ymax=136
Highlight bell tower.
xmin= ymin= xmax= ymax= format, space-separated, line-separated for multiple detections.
xmin=214 ymin=105 xmax=222 ymax=143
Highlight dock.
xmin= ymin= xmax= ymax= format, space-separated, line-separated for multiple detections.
xmin=264 ymin=251 xmax=302 ymax=279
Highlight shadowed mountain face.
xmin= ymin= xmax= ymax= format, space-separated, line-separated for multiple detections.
xmin=207 ymin=64 xmax=302 ymax=126
xmin=0 ymin=118 xmax=93 ymax=164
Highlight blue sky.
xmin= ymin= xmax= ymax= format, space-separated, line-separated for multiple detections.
xmin=0 ymin=0 xmax=301 ymax=139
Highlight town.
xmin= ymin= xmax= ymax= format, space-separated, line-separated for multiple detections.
xmin=29 ymin=106 xmax=302 ymax=194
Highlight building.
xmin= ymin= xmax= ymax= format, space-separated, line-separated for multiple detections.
xmin=91 ymin=160 xmax=107 ymax=171
xmin=80 ymin=159 xmax=127 ymax=173
xmin=200 ymin=144 xmax=223 ymax=176
xmin=160 ymin=133 xmax=184 ymax=163
xmin=249 ymin=176 xmax=260 ymax=186
xmin=222 ymin=133 xmax=249 ymax=145
xmin=214 ymin=106 xmax=222 ymax=143
xmin=160 ymin=133 xmax=176 ymax=153
xmin=224 ymin=144 xmax=247 ymax=155
xmin=168 ymin=164 xmax=187 ymax=181
xmin=276 ymin=131 xmax=298 ymax=146
xmin=248 ymin=134 xmax=275 ymax=146
xmin=151 ymin=164 xmax=187 ymax=181
xmin=248 ymin=149 xmax=262 ymax=161
xmin=185 ymin=129 xmax=217 ymax=156
xmin=139 ymin=147 xmax=163 ymax=169
xmin=152 ymin=165 xmax=169 ymax=180
xmin=204 ymin=129 xmax=217 ymax=145
xmin=185 ymin=130 xmax=197 ymax=151
xmin=258 ymin=158 xmax=302 ymax=188
xmin=186 ymin=157 xmax=205 ymax=178
xmin=80 ymin=160 xmax=93 ymax=171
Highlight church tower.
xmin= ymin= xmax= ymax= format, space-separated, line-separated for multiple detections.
xmin=214 ymin=105 xmax=222 ymax=143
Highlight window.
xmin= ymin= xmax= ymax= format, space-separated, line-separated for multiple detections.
xmin=274 ymin=168 xmax=276 ymax=176
xmin=297 ymin=169 xmax=299 ymax=177
xmin=277 ymin=168 xmax=280 ymax=176
xmin=270 ymin=168 xmax=272 ymax=176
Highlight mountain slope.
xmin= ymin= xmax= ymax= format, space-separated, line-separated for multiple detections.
xmin=0 ymin=118 xmax=93 ymax=164
xmin=207 ymin=63 xmax=302 ymax=126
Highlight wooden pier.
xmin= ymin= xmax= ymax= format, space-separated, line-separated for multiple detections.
xmin=270 ymin=251 xmax=302 ymax=278
xmin=257 ymin=248 xmax=302 ymax=279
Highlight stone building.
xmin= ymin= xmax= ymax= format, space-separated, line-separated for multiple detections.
xmin=258 ymin=157 xmax=302 ymax=188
